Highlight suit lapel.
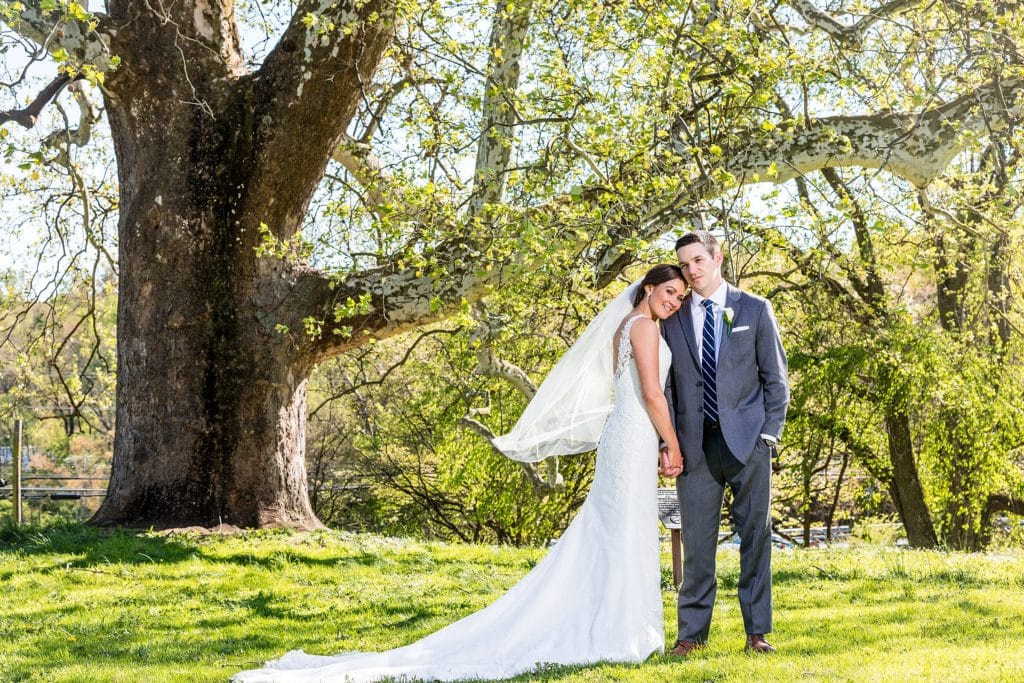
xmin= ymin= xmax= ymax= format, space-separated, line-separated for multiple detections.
xmin=676 ymin=293 xmax=700 ymax=366
xmin=718 ymin=285 xmax=743 ymax=360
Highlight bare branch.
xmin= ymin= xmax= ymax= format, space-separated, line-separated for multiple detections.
xmin=0 ymin=74 xmax=73 ymax=128
xmin=563 ymin=136 xmax=609 ymax=186
xmin=458 ymin=415 xmax=564 ymax=495
xmin=818 ymin=167 xmax=887 ymax=310
xmin=307 ymin=327 xmax=459 ymax=418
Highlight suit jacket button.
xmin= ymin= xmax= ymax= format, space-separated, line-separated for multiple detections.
xmin=696 ymin=381 xmax=703 ymax=387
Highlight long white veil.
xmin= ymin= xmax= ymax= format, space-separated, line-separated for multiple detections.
xmin=492 ymin=280 xmax=641 ymax=462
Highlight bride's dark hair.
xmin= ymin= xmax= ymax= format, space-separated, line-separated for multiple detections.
xmin=631 ymin=264 xmax=685 ymax=306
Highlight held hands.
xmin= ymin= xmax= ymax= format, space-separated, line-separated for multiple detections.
xmin=658 ymin=445 xmax=684 ymax=478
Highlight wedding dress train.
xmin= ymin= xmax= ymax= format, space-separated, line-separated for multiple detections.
xmin=234 ymin=315 xmax=669 ymax=682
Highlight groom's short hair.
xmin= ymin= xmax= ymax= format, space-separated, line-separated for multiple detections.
xmin=675 ymin=230 xmax=720 ymax=256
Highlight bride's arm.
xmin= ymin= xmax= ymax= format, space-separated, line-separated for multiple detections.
xmin=631 ymin=318 xmax=683 ymax=472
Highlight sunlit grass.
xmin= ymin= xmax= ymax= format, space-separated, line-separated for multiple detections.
xmin=1 ymin=522 xmax=1022 ymax=682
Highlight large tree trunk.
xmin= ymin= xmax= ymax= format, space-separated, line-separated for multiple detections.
xmin=91 ymin=74 xmax=319 ymax=527
xmin=94 ymin=197 xmax=318 ymax=527
xmin=90 ymin=0 xmax=393 ymax=528
xmin=95 ymin=271 xmax=318 ymax=528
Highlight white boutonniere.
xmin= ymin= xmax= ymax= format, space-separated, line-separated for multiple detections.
xmin=723 ymin=307 xmax=735 ymax=336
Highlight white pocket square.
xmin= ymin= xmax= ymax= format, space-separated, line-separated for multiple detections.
xmin=731 ymin=325 xmax=750 ymax=332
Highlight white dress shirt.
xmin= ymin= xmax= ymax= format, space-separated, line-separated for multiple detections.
xmin=690 ymin=281 xmax=728 ymax=362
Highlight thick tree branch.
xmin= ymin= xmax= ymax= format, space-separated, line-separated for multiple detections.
xmin=724 ymin=78 xmax=1024 ymax=188
xmin=280 ymin=69 xmax=1021 ymax=352
xmin=103 ymin=0 xmax=246 ymax=105
xmin=275 ymin=1 xmax=568 ymax=358
xmin=467 ymin=302 xmax=537 ymax=400
xmin=786 ymin=0 xmax=919 ymax=45
xmin=248 ymin=0 xmax=396 ymax=234
xmin=985 ymin=493 xmax=1024 ymax=517
xmin=471 ymin=353 xmax=536 ymax=402
xmin=6 ymin=0 xmax=114 ymax=70
xmin=594 ymin=76 xmax=1024 ymax=281
xmin=266 ymin=61 xmax=1024 ymax=361
xmin=0 ymin=74 xmax=73 ymax=128
xmin=42 ymin=80 xmax=101 ymax=150
xmin=466 ymin=0 xmax=534 ymax=219
xmin=274 ymin=240 xmax=509 ymax=360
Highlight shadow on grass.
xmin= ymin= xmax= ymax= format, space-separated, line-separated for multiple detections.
xmin=489 ymin=660 xmax=651 ymax=682
xmin=1 ymin=520 xmax=200 ymax=566
xmin=0 ymin=597 xmax=282 ymax=681
xmin=0 ymin=521 xmax=427 ymax=573
xmin=735 ymin=563 xmax=995 ymax=590
xmin=201 ymin=544 xmax=532 ymax=576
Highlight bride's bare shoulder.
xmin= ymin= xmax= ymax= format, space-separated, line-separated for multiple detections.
xmin=628 ymin=316 xmax=659 ymax=345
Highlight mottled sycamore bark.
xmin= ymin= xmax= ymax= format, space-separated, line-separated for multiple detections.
xmin=90 ymin=0 xmax=395 ymax=527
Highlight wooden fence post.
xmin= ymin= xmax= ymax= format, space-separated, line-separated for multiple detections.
xmin=12 ymin=419 xmax=23 ymax=526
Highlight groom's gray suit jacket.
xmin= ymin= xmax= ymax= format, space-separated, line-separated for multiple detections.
xmin=664 ymin=284 xmax=788 ymax=467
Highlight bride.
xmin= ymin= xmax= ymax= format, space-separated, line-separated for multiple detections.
xmin=234 ymin=264 xmax=687 ymax=682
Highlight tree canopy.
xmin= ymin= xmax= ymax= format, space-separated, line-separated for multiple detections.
xmin=1 ymin=0 xmax=1023 ymax=541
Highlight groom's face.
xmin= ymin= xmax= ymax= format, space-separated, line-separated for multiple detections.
xmin=676 ymin=242 xmax=723 ymax=297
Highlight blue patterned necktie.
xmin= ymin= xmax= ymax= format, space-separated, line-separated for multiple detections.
xmin=701 ymin=298 xmax=719 ymax=423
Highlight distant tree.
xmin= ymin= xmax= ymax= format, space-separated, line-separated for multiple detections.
xmin=724 ymin=140 xmax=1024 ymax=549
xmin=0 ymin=270 xmax=116 ymax=444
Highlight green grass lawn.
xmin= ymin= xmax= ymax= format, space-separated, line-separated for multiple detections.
xmin=1 ymin=523 xmax=1023 ymax=682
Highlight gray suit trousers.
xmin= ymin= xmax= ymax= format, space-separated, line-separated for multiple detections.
xmin=675 ymin=430 xmax=773 ymax=641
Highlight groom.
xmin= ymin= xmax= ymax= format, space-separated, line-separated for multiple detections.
xmin=662 ymin=231 xmax=789 ymax=656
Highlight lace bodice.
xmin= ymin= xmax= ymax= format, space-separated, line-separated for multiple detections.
xmin=598 ymin=312 xmax=672 ymax=497
xmin=614 ymin=314 xmax=671 ymax=387
xmin=614 ymin=314 xmax=646 ymax=379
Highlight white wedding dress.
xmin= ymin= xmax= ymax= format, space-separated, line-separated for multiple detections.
xmin=234 ymin=315 xmax=669 ymax=682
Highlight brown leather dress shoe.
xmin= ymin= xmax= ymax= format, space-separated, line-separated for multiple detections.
xmin=745 ymin=634 xmax=776 ymax=653
xmin=668 ymin=640 xmax=705 ymax=657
